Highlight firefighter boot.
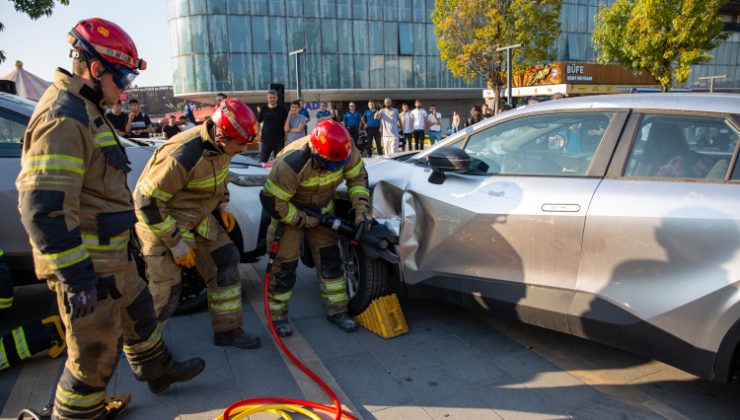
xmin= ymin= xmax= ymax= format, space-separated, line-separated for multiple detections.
xmin=42 ymin=315 xmax=66 ymax=359
xmin=148 ymin=357 xmax=206 ymax=394
xmin=213 ymin=328 xmax=261 ymax=349
xmin=273 ymin=319 xmax=293 ymax=337
xmin=327 ymin=312 xmax=359 ymax=333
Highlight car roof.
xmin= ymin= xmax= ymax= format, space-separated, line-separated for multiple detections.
xmin=0 ymin=91 xmax=37 ymax=117
xmin=519 ymin=93 xmax=740 ymax=115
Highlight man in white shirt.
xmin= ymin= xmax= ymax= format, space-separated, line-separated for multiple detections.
xmin=375 ymin=97 xmax=401 ymax=156
xmin=427 ymin=104 xmax=442 ymax=146
xmin=410 ymin=100 xmax=428 ymax=150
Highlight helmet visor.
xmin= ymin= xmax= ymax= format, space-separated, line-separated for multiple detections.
xmin=109 ymin=65 xmax=139 ymax=90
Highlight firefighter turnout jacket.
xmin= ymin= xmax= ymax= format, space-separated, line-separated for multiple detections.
xmin=133 ymin=122 xmax=230 ymax=252
xmin=16 ymin=69 xmax=136 ymax=291
xmin=261 ymin=136 xmax=371 ymax=225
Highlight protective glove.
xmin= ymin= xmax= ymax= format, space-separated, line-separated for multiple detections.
xmin=354 ymin=213 xmax=373 ymax=242
xmin=219 ymin=206 xmax=236 ymax=233
xmin=170 ymin=239 xmax=197 ymax=268
xmin=65 ymin=287 xmax=97 ymax=320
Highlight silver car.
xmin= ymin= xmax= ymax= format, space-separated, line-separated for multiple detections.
xmin=0 ymin=92 xmax=268 ymax=312
xmin=334 ymin=93 xmax=740 ymax=382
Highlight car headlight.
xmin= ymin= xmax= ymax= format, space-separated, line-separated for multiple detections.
xmin=228 ymin=172 xmax=267 ymax=187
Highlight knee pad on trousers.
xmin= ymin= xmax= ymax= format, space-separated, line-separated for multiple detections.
xmin=318 ymin=246 xmax=343 ymax=279
xmin=274 ymin=260 xmax=299 ymax=293
xmin=126 ymin=288 xmax=158 ymax=340
xmin=211 ymin=243 xmax=240 ymax=287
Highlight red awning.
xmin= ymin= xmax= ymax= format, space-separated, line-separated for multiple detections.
xmin=1 ymin=61 xmax=51 ymax=101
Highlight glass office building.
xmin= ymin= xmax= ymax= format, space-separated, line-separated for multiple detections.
xmin=168 ymin=0 xmax=740 ymax=103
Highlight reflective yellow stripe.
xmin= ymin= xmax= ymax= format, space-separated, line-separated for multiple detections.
xmin=93 ymin=131 xmax=117 ymax=148
xmin=45 ymin=245 xmax=90 ymax=270
xmin=0 ymin=249 xmax=4 ymax=257
xmin=271 ymin=291 xmax=292 ymax=302
xmin=321 ymin=200 xmax=335 ymax=214
xmin=180 ymin=228 xmax=195 ymax=240
xmin=322 ymin=279 xmax=346 ymax=292
xmin=349 ymin=185 xmax=370 ymax=198
xmin=209 ymin=300 xmax=242 ymax=313
xmin=140 ymin=179 xmax=173 ymax=202
xmin=269 ymin=302 xmax=287 ymax=311
xmin=81 ymin=234 xmax=128 ymax=251
xmin=143 ymin=215 xmax=176 ymax=235
xmin=209 ymin=285 xmax=240 ymax=301
xmin=12 ymin=327 xmax=31 ymax=360
xmin=264 ymin=179 xmax=293 ymax=201
xmin=196 ymin=217 xmax=209 ymax=238
xmin=123 ymin=322 xmax=163 ymax=355
xmin=300 ymin=169 xmax=343 ymax=187
xmin=23 ymin=154 xmax=85 ymax=175
xmin=0 ymin=340 xmax=8 ymax=370
xmin=322 ymin=293 xmax=349 ymax=303
xmin=187 ymin=166 xmax=229 ymax=189
xmin=280 ymin=203 xmax=296 ymax=224
xmin=344 ymin=160 xmax=365 ymax=179
xmin=0 ymin=296 xmax=12 ymax=309
xmin=55 ymin=386 xmax=105 ymax=408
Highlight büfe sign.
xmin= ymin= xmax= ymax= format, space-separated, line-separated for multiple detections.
xmin=521 ymin=62 xmax=658 ymax=86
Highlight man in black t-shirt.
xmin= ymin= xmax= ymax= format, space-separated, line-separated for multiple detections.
xmin=106 ymin=99 xmax=128 ymax=136
xmin=125 ymin=98 xmax=153 ymax=138
xmin=257 ymin=90 xmax=289 ymax=163
xmin=162 ymin=114 xmax=182 ymax=140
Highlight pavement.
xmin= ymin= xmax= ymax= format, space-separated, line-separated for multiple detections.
xmin=2 ymin=260 xmax=740 ymax=419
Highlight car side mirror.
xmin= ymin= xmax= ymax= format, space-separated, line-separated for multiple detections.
xmin=427 ymin=148 xmax=470 ymax=184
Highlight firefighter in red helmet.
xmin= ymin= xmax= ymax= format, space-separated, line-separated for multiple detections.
xmin=16 ymin=18 xmax=204 ymax=419
xmin=134 ymin=98 xmax=262 ymax=350
xmin=260 ymin=120 xmax=372 ymax=337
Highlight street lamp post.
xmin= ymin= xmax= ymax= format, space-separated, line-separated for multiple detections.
xmin=698 ymin=75 xmax=727 ymax=93
xmin=289 ymin=48 xmax=305 ymax=101
xmin=496 ymin=43 xmax=522 ymax=107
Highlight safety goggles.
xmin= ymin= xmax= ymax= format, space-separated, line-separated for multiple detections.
xmin=104 ymin=64 xmax=139 ymax=91
xmin=314 ymin=155 xmax=350 ymax=171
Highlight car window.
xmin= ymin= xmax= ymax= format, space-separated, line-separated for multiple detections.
xmin=461 ymin=112 xmax=613 ymax=176
xmin=624 ymin=114 xmax=739 ymax=180
xmin=0 ymin=109 xmax=27 ymax=157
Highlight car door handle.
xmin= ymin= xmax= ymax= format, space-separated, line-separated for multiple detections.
xmin=541 ymin=203 xmax=581 ymax=212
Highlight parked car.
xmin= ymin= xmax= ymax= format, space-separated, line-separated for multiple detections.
xmin=334 ymin=93 xmax=740 ymax=382
xmin=0 ymin=92 xmax=268 ymax=313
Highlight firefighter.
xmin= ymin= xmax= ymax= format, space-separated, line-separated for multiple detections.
xmin=133 ymin=98 xmax=261 ymax=349
xmin=260 ymin=120 xmax=372 ymax=337
xmin=0 ymin=248 xmax=66 ymax=372
xmin=15 ymin=18 xmax=205 ymax=419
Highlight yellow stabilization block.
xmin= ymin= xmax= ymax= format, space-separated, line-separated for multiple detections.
xmin=354 ymin=294 xmax=409 ymax=339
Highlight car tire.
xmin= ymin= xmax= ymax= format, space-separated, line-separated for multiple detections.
xmin=340 ymin=236 xmax=393 ymax=316
xmin=129 ymin=238 xmax=208 ymax=316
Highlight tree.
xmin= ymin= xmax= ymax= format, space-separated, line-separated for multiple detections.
xmin=431 ymin=0 xmax=561 ymax=114
xmin=1 ymin=0 xmax=70 ymax=64
xmin=593 ymin=0 xmax=728 ymax=92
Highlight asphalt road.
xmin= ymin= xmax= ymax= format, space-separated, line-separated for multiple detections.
xmin=2 ymin=264 xmax=739 ymax=419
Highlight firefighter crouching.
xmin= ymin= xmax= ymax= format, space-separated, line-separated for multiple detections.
xmin=15 ymin=18 xmax=204 ymax=419
xmin=133 ymin=98 xmax=261 ymax=349
xmin=260 ymin=120 xmax=373 ymax=337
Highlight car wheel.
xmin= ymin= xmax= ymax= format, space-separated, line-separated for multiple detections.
xmin=339 ymin=236 xmax=393 ymax=316
xmin=129 ymin=238 xmax=208 ymax=316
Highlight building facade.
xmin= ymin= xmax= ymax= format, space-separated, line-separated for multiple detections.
xmin=168 ymin=0 xmax=740 ymax=107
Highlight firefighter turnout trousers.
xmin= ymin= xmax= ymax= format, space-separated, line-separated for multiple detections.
xmin=135 ymin=223 xmax=242 ymax=333
xmin=49 ymin=262 xmax=175 ymax=419
xmin=267 ymin=220 xmax=349 ymax=321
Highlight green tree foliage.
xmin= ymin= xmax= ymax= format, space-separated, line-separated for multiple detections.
xmin=431 ymin=0 xmax=561 ymax=113
xmin=593 ymin=0 xmax=728 ymax=92
xmin=1 ymin=0 xmax=70 ymax=64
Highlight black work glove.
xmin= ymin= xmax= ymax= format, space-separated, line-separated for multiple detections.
xmin=64 ymin=287 xmax=98 ymax=320
xmin=354 ymin=213 xmax=373 ymax=242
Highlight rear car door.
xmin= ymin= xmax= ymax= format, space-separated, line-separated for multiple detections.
xmin=398 ymin=109 xmax=628 ymax=330
xmin=573 ymin=111 xmax=740 ymax=380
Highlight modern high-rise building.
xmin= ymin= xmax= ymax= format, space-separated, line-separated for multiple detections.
xmin=167 ymin=0 xmax=740 ymax=108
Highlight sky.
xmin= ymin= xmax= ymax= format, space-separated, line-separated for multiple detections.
xmin=0 ymin=0 xmax=171 ymax=87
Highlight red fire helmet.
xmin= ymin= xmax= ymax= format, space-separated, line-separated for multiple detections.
xmin=310 ymin=120 xmax=352 ymax=162
xmin=67 ymin=18 xmax=146 ymax=71
xmin=211 ymin=98 xmax=258 ymax=144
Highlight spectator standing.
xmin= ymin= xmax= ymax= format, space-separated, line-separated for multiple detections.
xmin=362 ymin=100 xmax=382 ymax=156
xmin=183 ymin=99 xmax=196 ymax=124
xmin=162 ymin=114 xmax=182 ymax=140
xmin=342 ymin=101 xmax=362 ymax=150
xmin=125 ymin=98 xmax=153 ymax=138
xmin=427 ymin=104 xmax=442 ymax=146
xmin=410 ymin=100 xmax=428 ymax=150
xmin=450 ymin=111 xmax=461 ymax=135
xmin=299 ymin=100 xmax=311 ymax=135
xmin=106 ymin=99 xmax=128 ymax=137
xmin=481 ymin=104 xmax=494 ymax=118
xmin=375 ymin=97 xmax=401 ymax=156
xmin=399 ymin=102 xmax=413 ymax=152
xmin=257 ymin=89 xmax=289 ymax=163
xmin=179 ymin=115 xmax=195 ymax=130
xmin=465 ymin=105 xmax=484 ymax=128
xmin=284 ymin=100 xmax=307 ymax=145
xmin=316 ymin=102 xmax=333 ymax=122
